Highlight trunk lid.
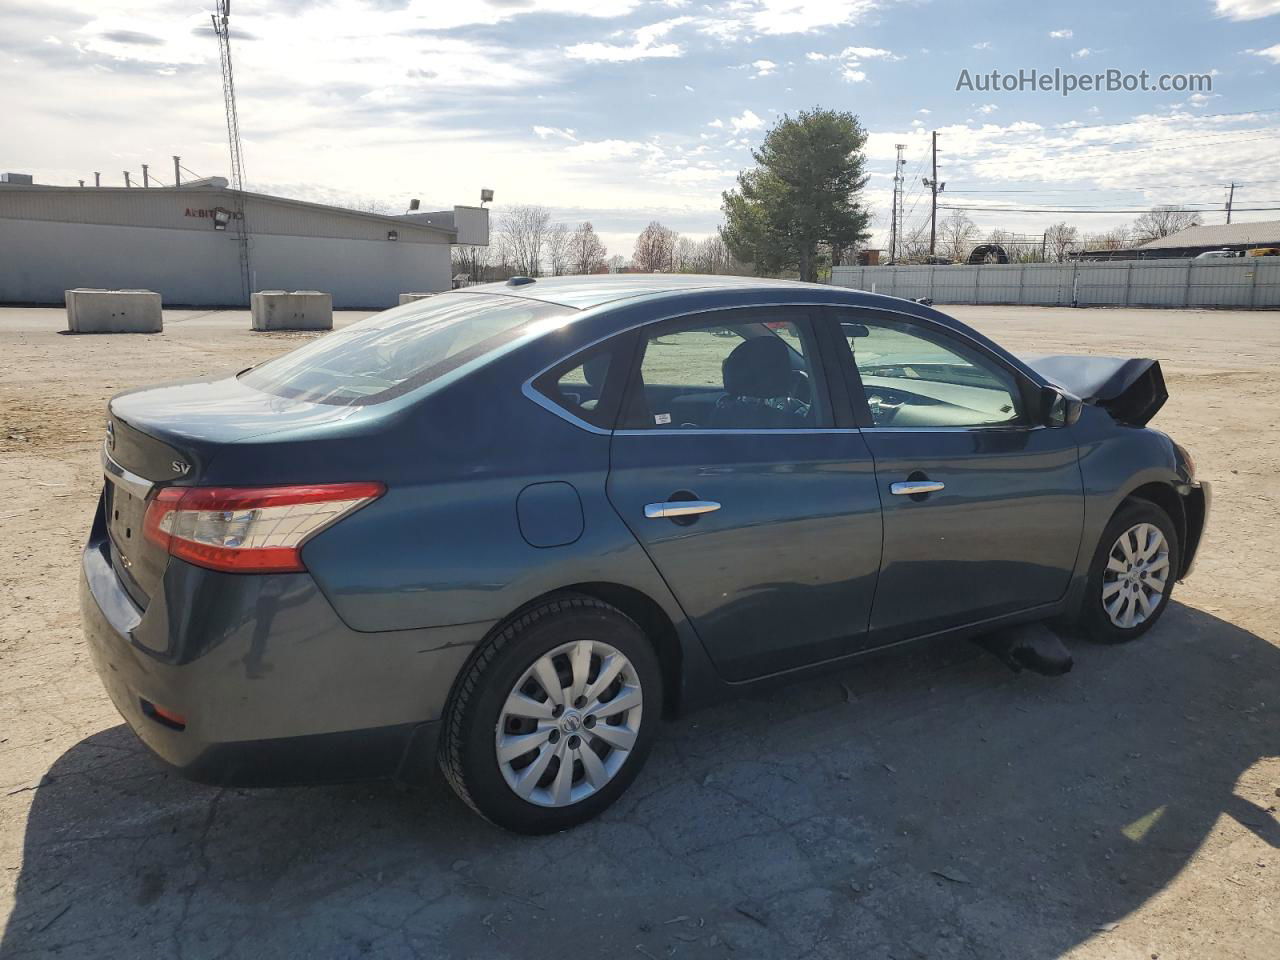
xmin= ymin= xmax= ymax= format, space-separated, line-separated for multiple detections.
xmin=102 ymin=376 xmax=363 ymax=606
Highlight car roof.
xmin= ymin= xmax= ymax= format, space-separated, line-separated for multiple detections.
xmin=454 ymin=273 xmax=819 ymax=310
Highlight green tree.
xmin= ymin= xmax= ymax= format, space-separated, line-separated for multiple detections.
xmin=721 ymin=108 xmax=872 ymax=282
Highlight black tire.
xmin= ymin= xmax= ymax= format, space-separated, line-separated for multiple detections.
xmin=439 ymin=595 xmax=663 ymax=834
xmin=1076 ymin=498 xmax=1180 ymax=644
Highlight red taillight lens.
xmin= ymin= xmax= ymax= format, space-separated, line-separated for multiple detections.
xmin=143 ymin=482 xmax=385 ymax=573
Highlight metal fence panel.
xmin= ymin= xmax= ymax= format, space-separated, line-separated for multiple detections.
xmin=830 ymin=257 xmax=1280 ymax=308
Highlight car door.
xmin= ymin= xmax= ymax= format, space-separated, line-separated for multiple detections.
xmin=605 ymin=307 xmax=883 ymax=682
xmin=827 ymin=309 xmax=1084 ymax=644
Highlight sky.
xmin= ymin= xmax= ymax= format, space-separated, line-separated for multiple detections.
xmin=3 ymin=0 xmax=1280 ymax=259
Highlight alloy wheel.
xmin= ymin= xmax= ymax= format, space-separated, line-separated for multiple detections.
xmin=495 ymin=640 xmax=643 ymax=808
xmin=1101 ymin=522 xmax=1170 ymax=629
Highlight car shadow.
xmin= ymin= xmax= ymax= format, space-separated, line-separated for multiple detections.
xmin=3 ymin=602 xmax=1276 ymax=959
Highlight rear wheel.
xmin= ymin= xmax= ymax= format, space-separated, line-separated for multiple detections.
xmin=1078 ymin=499 xmax=1180 ymax=643
xmin=439 ymin=596 xmax=662 ymax=833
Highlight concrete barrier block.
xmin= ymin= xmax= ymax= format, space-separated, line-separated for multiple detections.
xmin=65 ymin=289 xmax=163 ymax=333
xmin=251 ymin=290 xmax=333 ymax=331
xmin=398 ymin=293 xmax=437 ymax=305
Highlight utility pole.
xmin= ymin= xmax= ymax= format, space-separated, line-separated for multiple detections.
xmin=94 ymin=172 xmax=100 ymax=187
xmin=141 ymin=164 xmax=150 ymax=187
xmin=890 ymin=143 xmax=906 ymax=263
xmin=212 ymin=0 xmax=252 ymax=303
xmin=123 ymin=171 xmax=132 ymax=188
xmin=1226 ymin=181 xmax=1236 ymax=224
xmin=923 ymin=131 xmax=945 ymax=258
xmin=173 ymin=156 xmax=182 ymax=187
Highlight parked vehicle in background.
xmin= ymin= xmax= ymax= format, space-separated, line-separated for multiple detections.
xmin=1246 ymin=247 xmax=1279 ymax=257
xmin=81 ymin=275 xmax=1209 ymax=833
xmin=1194 ymin=249 xmax=1241 ymax=259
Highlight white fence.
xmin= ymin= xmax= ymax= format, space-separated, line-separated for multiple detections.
xmin=830 ymin=258 xmax=1280 ymax=309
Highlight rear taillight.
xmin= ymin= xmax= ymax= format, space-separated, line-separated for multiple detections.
xmin=143 ymin=482 xmax=385 ymax=573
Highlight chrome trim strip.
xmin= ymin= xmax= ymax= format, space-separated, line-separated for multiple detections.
xmin=614 ymin=427 xmax=864 ymax=437
xmin=518 ymin=298 xmax=1042 ymax=436
xmin=520 ymin=381 xmax=612 ymax=435
xmin=101 ymin=445 xmax=154 ymax=500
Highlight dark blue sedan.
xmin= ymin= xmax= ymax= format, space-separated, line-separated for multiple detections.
xmin=81 ymin=275 xmax=1209 ymax=832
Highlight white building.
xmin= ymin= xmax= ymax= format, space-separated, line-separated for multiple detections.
xmin=0 ymin=177 xmax=488 ymax=308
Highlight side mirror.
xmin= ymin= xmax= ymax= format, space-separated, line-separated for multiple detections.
xmin=1043 ymin=386 xmax=1083 ymax=428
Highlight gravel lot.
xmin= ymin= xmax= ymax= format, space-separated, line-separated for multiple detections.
xmin=1 ymin=303 xmax=1276 ymax=959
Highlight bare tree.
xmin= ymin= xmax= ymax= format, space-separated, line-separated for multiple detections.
xmin=897 ymin=222 xmax=932 ymax=262
xmin=1044 ymin=222 xmax=1079 ymax=262
xmin=938 ymin=210 xmax=977 ymax=263
xmin=606 ymin=254 xmax=627 ymax=273
xmin=633 ymin=221 xmax=678 ymax=272
xmin=545 ymin=223 xmax=571 ymax=277
xmin=1131 ymin=206 xmax=1202 ymax=243
xmin=497 ymin=204 xmax=551 ymax=276
xmin=1084 ymin=225 xmax=1134 ymax=251
xmin=451 ymin=244 xmax=490 ymax=284
xmin=569 ymin=222 xmax=608 ymax=274
xmin=671 ymin=236 xmax=698 ymax=273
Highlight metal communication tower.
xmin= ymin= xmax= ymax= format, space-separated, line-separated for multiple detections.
xmin=211 ymin=0 xmax=251 ymax=304
xmin=889 ymin=143 xmax=906 ymax=263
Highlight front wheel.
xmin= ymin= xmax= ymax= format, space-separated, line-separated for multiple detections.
xmin=439 ymin=596 xmax=662 ymax=834
xmin=1077 ymin=499 xmax=1180 ymax=643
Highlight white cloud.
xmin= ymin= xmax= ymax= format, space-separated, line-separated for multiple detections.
xmin=1049 ymin=28 xmax=1074 ymax=38
xmin=918 ymin=108 xmax=932 ymax=114
xmin=533 ymin=126 xmax=578 ymax=141
xmin=807 ymin=44 xmax=900 ymax=83
xmin=1072 ymin=47 xmax=1093 ymax=59
xmin=1248 ymin=42 xmax=1280 ymax=62
xmin=973 ymin=40 xmax=992 ymax=50
xmin=708 ymin=118 xmax=725 ymax=128
xmin=977 ymin=103 xmax=998 ymax=114
xmin=729 ymin=109 xmax=764 ymax=132
xmin=750 ymin=59 xmax=777 ymax=77
xmin=565 ymin=16 xmax=692 ymax=62
xmin=1214 ymin=0 xmax=1280 ymax=20
xmin=684 ymin=83 xmax=695 ymax=91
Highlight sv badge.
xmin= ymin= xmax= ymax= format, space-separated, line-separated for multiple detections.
xmin=172 ymin=460 xmax=191 ymax=476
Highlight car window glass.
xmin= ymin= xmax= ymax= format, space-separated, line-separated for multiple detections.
xmin=537 ymin=350 xmax=615 ymax=428
xmin=624 ymin=316 xmax=827 ymax=430
xmin=846 ymin=319 xmax=1021 ymax=428
xmin=241 ymin=292 xmax=573 ymax=406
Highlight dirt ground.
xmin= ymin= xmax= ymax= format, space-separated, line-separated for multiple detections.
xmin=0 ymin=303 xmax=1276 ymax=959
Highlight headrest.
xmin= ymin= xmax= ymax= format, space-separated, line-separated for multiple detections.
xmin=582 ymin=352 xmax=611 ymax=388
xmin=722 ymin=336 xmax=792 ymax=399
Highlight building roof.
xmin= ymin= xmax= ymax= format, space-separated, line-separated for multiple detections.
xmin=456 ymin=273 xmax=815 ymax=309
xmin=0 ymin=183 xmax=459 ymax=243
xmin=1138 ymin=219 xmax=1280 ymax=250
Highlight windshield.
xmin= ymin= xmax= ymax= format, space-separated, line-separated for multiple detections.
xmin=240 ymin=292 xmax=575 ymax=405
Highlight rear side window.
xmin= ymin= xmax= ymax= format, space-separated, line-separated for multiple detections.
xmin=531 ymin=339 xmax=630 ymax=429
xmin=241 ymin=293 xmax=574 ymax=405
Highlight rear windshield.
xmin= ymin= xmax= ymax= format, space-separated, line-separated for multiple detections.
xmin=240 ymin=292 xmax=574 ymax=405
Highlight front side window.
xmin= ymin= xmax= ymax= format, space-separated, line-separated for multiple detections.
xmin=621 ymin=313 xmax=828 ymax=430
xmin=844 ymin=317 xmax=1023 ymax=428
xmin=241 ymin=292 xmax=574 ymax=405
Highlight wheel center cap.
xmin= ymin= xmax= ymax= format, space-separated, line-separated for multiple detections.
xmin=560 ymin=712 xmax=582 ymax=735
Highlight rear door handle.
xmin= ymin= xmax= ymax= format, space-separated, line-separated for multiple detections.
xmin=890 ymin=480 xmax=945 ymax=496
xmin=644 ymin=500 xmax=721 ymax=519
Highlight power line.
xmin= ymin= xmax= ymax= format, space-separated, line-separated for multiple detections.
xmin=939 ymin=204 xmax=1280 ymax=214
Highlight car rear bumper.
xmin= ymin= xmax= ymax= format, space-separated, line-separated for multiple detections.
xmin=80 ymin=516 xmax=488 ymax=787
